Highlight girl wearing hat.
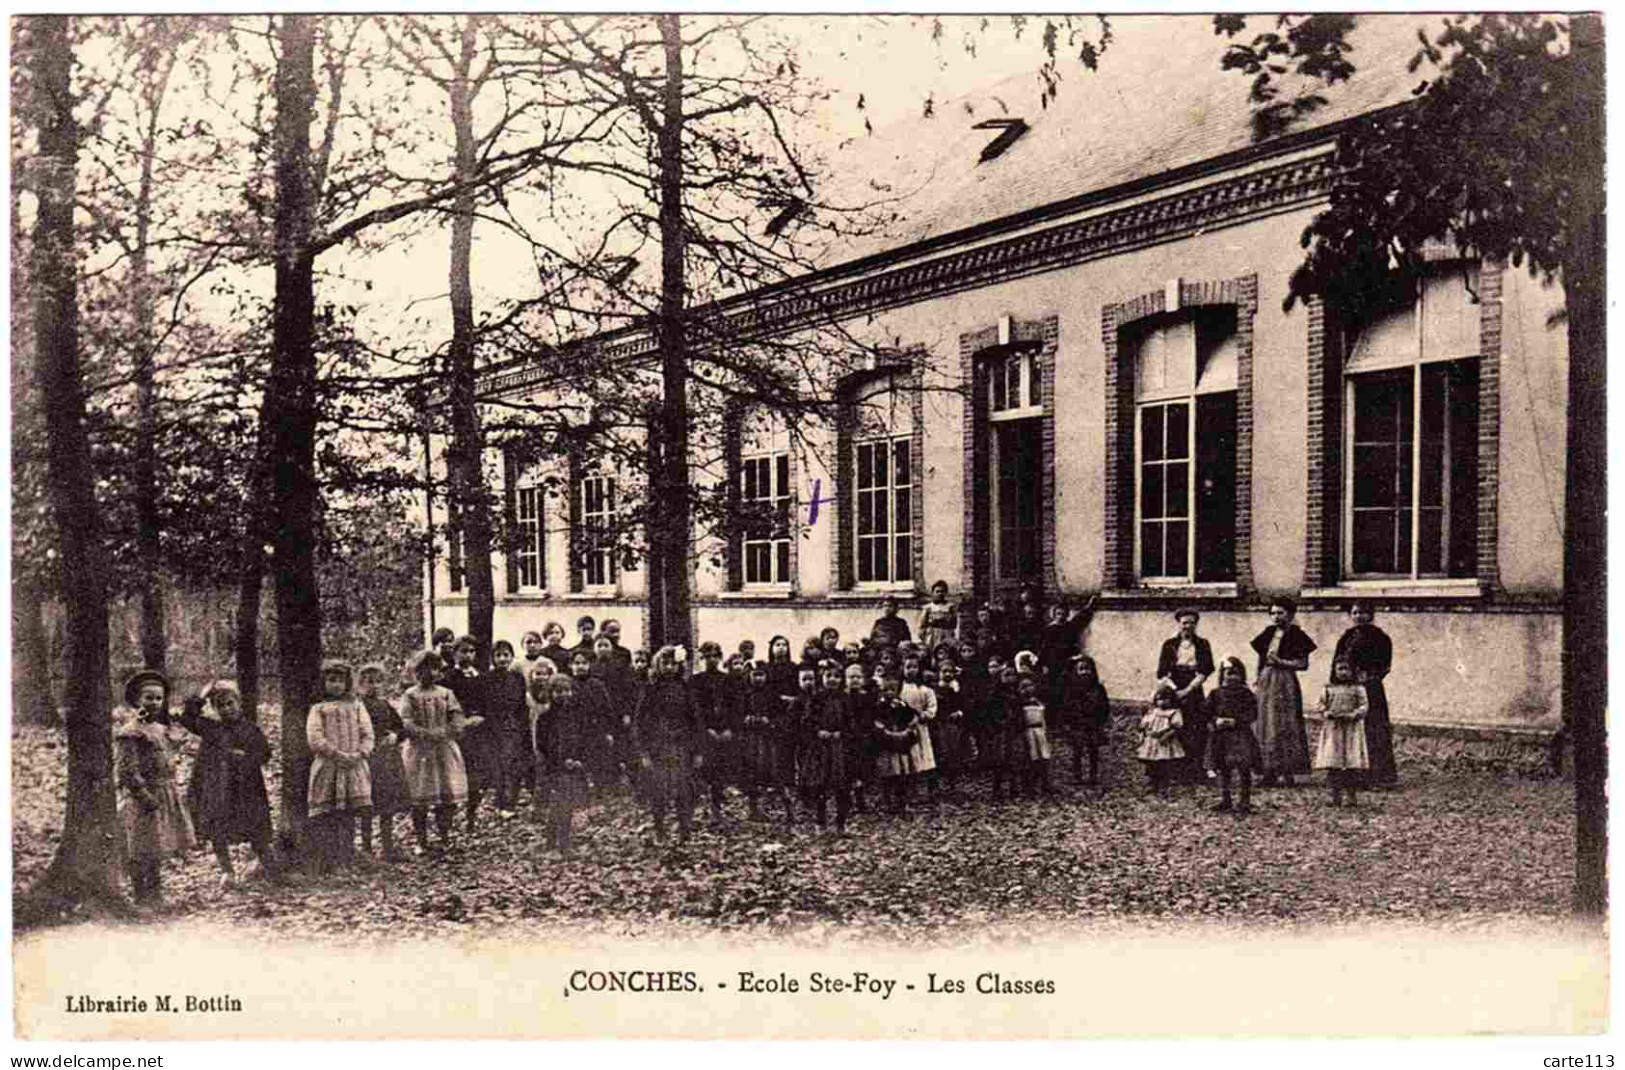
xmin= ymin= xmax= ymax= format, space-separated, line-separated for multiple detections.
xmin=1155 ymin=609 xmax=1215 ymax=784
xmin=306 ymin=660 xmax=375 ymax=872
xmin=180 ymin=680 xmax=279 ymax=886
xmin=1250 ymin=596 xmax=1317 ymax=787
xmin=116 ymin=670 xmax=197 ymax=905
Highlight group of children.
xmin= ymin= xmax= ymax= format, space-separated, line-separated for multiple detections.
xmin=111 ymin=585 xmax=1387 ymax=901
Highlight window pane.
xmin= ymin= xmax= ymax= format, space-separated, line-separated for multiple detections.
xmin=1418 ymin=507 xmax=1445 ymax=575
xmin=1352 ymin=444 xmax=1399 ymax=508
xmin=894 ymin=488 xmax=910 ymax=534
xmin=775 ymin=454 xmax=790 ymax=497
xmin=743 ymin=459 xmax=758 ymax=501
xmin=776 ymin=541 xmax=790 ymax=583
xmin=873 ymin=490 xmax=889 ymax=535
xmin=893 ymin=439 xmax=910 ymax=487
xmin=1352 ymin=509 xmax=1398 ymax=574
xmin=895 ymin=536 xmax=911 ymax=581
xmin=1141 ymin=406 xmax=1165 ymax=462
xmin=857 ymin=541 xmax=873 ymax=584
xmin=1165 ymin=520 xmax=1189 ymax=579
xmin=1353 ymin=372 xmax=1409 ymax=442
xmin=1141 ymin=522 xmax=1165 ymax=577
xmin=1029 ymin=358 xmax=1042 ymax=407
xmin=990 ymin=364 xmax=1007 ymax=411
xmin=1141 ymin=464 xmax=1164 ymax=520
xmin=1446 ymin=359 xmax=1481 ymax=577
xmin=1006 ymin=358 xmax=1021 ymax=409
xmin=856 ymin=444 xmax=872 ymax=490
xmin=874 ymin=537 xmax=889 ymax=580
xmin=873 ymin=442 xmax=888 ymax=487
xmin=1194 ymin=391 xmax=1238 ymax=583
xmin=857 ymin=490 xmax=874 ymax=536
xmin=1395 ymin=507 xmax=1414 ymax=573
xmin=1166 ymin=462 xmax=1190 ymax=519
xmin=1166 ymin=403 xmax=1190 ymax=460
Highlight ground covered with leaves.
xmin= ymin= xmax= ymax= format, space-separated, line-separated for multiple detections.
xmin=12 ymin=716 xmax=1577 ymax=946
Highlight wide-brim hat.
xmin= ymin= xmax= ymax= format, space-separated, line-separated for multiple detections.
xmin=123 ymin=669 xmax=169 ymax=709
xmin=1173 ymin=608 xmax=1201 ymax=623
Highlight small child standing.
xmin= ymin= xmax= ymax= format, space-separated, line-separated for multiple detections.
xmin=399 ymin=651 xmax=469 ymax=856
xmin=871 ymin=672 xmax=919 ymax=816
xmin=898 ymin=657 xmax=939 ymax=804
xmin=1136 ymin=685 xmax=1186 ymax=798
xmin=930 ymin=659 xmax=968 ymax=797
xmin=740 ymin=663 xmax=785 ymax=822
xmin=798 ymin=665 xmax=853 ymax=833
xmin=116 ymin=671 xmax=197 ymax=905
xmin=1063 ymin=655 xmax=1112 ymax=788
xmin=543 ymin=675 xmax=589 ymax=858
xmin=487 ymin=640 xmax=531 ymax=817
xmin=1205 ymin=657 xmax=1261 ymax=814
xmin=447 ymin=636 xmax=494 ymax=832
xmin=1314 ymin=658 xmax=1371 ymax=807
xmin=306 ymin=660 xmax=375 ymax=872
xmin=1016 ymin=674 xmax=1054 ymax=798
xmin=180 ymin=680 xmax=278 ymax=887
xmin=356 ymin=663 xmax=409 ymax=860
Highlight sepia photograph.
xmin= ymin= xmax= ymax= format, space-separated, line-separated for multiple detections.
xmin=7 ymin=10 xmax=1607 ymax=1044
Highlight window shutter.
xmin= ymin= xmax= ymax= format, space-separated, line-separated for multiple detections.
xmin=503 ymin=450 xmax=520 ymax=595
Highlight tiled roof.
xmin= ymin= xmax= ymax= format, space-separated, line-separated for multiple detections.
xmin=815 ymin=15 xmax=1431 ymax=267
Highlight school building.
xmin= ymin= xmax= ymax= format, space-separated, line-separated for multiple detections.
xmin=424 ymin=18 xmax=1568 ymax=749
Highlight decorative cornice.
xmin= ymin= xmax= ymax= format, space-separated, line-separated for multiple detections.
xmin=478 ymin=152 xmax=1334 ymax=402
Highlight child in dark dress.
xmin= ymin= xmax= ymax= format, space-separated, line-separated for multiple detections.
xmin=1063 ymin=655 xmax=1112 ymax=788
xmin=1205 ymin=656 xmax=1261 ymax=814
xmin=487 ymin=640 xmax=531 ymax=817
xmin=800 ymin=664 xmax=854 ymax=834
xmin=356 ymin=662 xmax=409 ymax=860
xmin=180 ymin=680 xmax=278 ymax=887
xmin=543 ymin=675 xmax=590 ymax=858
xmin=446 ymin=636 xmax=493 ymax=832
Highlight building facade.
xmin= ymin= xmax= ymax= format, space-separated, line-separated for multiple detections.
xmin=426 ymin=21 xmax=1568 ymax=738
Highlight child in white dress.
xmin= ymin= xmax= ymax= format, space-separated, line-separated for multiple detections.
xmin=1136 ymin=684 xmax=1186 ymax=798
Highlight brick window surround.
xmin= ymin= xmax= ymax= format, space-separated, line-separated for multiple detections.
xmin=723 ymin=402 xmax=801 ymax=593
xmin=832 ymin=354 xmax=926 ymax=592
xmin=1101 ymin=277 xmax=1257 ymax=592
xmin=1302 ymin=257 xmax=1502 ymax=590
xmin=960 ymin=314 xmax=1060 ymax=603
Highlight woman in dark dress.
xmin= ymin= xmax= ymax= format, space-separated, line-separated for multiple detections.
xmin=1250 ymin=596 xmax=1316 ymax=786
xmin=1332 ymin=604 xmax=1397 ymax=788
xmin=1155 ymin=609 xmax=1214 ymax=785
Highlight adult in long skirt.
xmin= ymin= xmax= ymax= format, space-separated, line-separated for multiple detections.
xmin=1154 ymin=608 xmax=1214 ymax=784
xmin=1250 ymin=596 xmax=1316 ymax=786
xmin=1332 ymin=604 xmax=1397 ymax=788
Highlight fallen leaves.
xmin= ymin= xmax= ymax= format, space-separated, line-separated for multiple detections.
xmin=11 ymin=719 xmax=1579 ymax=948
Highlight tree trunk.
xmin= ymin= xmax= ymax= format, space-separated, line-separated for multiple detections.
xmin=132 ymin=46 xmax=176 ymax=676
xmin=445 ymin=16 xmax=496 ymax=660
xmin=652 ymin=13 xmax=694 ymax=650
xmin=12 ymin=577 xmax=57 ymax=726
xmin=268 ymin=14 xmax=323 ymax=857
xmin=19 ymin=14 xmax=130 ymax=923
xmin=1566 ymin=13 xmax=1606 ymax=920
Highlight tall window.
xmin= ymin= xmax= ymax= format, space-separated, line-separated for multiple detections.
xmin=740 ymin=411 xmax=792 ymax=586
xmin=1344 ymin=265 xmax=1481 ymax=579
xmin=1134 ymin=309 xmax=1238 ymax=583
xmin=514 ymin=485 xmax=545 ymax=590
xmin=575 ymin=472 xmax=616 ymax=590
xmin=853 ymin=378 xmax=913 ymax=586
xmin=987 ymin=344 xmax=1046 ymax=584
